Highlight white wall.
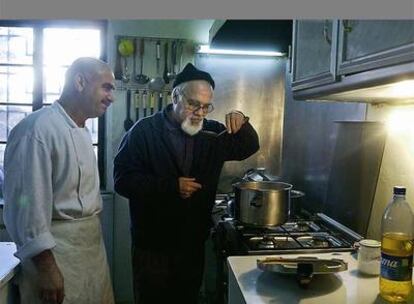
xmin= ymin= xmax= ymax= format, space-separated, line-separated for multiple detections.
xmin=366 ymin=104 xmax=414 ymax=240
xmin=105 ymin=20 xmax=214 ymax=304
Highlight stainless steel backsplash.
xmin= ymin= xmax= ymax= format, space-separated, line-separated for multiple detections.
xmin=323 ymin=121 xmax=386 ymax=235
xmin=282 ymin=73 xmax=387 ymax=236
xmin=196 ymin=55 xmax=384 ymax=236
xmin=196 ymin=55 xmax=286 ymax=193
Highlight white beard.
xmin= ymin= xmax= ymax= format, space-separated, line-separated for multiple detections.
xmin=181 ymin=117 xmax=202 ymax=136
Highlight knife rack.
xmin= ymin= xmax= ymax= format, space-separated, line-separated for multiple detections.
xmin=123 ymin=88 xmax=173 ymax=122
xmin=114 ymin=35 xmax=193 ymax=91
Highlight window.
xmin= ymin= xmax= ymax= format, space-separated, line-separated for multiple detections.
xmin=0 ymin=20 xmax=107 ymax=200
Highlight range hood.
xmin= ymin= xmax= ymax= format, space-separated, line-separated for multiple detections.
xmin=208 ymin=20 xmax=292 ymax=54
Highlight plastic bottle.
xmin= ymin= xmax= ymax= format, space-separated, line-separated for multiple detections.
xmin=380 ymin=186 xmax=414 ymax=302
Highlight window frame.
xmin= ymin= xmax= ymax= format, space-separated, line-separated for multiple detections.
xmin=0 ymin=19 xmax=108 ymax=189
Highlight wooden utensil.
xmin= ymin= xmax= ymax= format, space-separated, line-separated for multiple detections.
xmin=150 ymin=91 xmax=155 ymax=115
xmin=142 ymin=90 xmax=148 ymax=118
xmin=158 ymin=92 xmax=163 ymax=111
xmin=134 ymin=90 xmax=140 ymax=122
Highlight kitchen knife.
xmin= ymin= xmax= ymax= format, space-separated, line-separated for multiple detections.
xmin=150 ymin=92 xmax=155 ymax=115
xmin=142 ymin=90 xmax=148 ymax=118
xmin=134 ymin=90 xmax=140 ymax=122
xmin=164 ymin=91 xmax=171 ymax=107
xmin=158 ymin=92 xmax=163 ymax=111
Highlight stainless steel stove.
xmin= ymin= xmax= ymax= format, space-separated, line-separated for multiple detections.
xmin=211 ymin=194 xmax=363 ymax=304
xmin=217 ymin=215 xmax=362 ymax=255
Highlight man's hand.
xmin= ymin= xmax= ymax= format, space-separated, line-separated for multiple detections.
xmin=225 ymin=111 xmax=247 ymax=134
xmin=179 ymin=177 xmax=202 ymax=199
xmin=32 ymin=250 xmax=64 ymax=304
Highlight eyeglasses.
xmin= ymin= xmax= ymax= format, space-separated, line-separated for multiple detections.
xmin=181 ymin=91 xmax=214 ymax=114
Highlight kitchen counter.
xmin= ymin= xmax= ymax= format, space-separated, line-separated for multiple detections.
xmin=0 ymin=242 xmax=18 ymax=287
xmin=227 ymin=252 xmax=414 ymax=304
xmin=0 ymin=242 xmax=19 ymax=304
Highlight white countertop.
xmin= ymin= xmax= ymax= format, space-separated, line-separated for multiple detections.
xmin=227 ymin=252 xmax=414 ymax=304
xmin=0 ymin=242 xmax=19 ymax=288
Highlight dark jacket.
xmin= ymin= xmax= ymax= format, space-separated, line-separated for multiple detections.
xmin=114 ymin=108 xmax=259 ymax=250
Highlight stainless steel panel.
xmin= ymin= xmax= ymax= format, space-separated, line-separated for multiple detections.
xmin=282 ymin=72 xmax=367 ymax=215
xmin=100 ymin=192 xmax=114 ymax=277
xmin=323 ymin=122 xmax=386 ymax=236
xmin=196 ymin=55 xmax=286 ymax=193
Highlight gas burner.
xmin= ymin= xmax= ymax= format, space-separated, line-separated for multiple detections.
xmin=237 ymin=224 xmax=285 ymax=236
xmin=258 ymin=236 xmax=276 ymax=249
xmin=247 ymin=236 xmax=301 ymax=250
xmin=282 ymin=222 xmax=311 ymax=232
xmin=282 ymin=221 xmax=323 ymax=233
xmin=265 ymin=226 xmax=285 ymax=233
xmin=296 ymin=235 xmax=330 ymax=248
xmin=295 ymin=233 xmax=344 ymax=248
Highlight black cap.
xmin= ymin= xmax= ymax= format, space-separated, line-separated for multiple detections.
xmin=172 ymin=63 xmax=215 ymax=89
xmin=393 ymin=186 xmax=406 ymax=195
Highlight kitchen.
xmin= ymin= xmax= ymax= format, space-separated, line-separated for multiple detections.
xmin=0 ymin=19 xmax=414 ymax=304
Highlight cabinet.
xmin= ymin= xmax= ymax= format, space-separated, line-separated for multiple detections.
xmin=338 ymin=20 xmax=414 ymax=75
xmin=291 ymin=19 xmax=414 ymax=102
xmin=100 ymin=192 xmax=114 ymax=276
xmin=0 ymin=279 xmax=18 ymax=304
xmin=0 ymin=243 xmax=19 ymax=304
xmin=0 ymin=205 xmax=11 ymax=242
xmin=291 ymin=20 xmax=338 ymax=91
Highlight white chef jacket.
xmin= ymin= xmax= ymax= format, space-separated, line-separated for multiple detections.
xmin=3 ymin=101 xmax=102 ymax=261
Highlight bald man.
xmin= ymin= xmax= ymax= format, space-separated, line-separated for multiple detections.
xmin=3 ymin=57 xmax=116 ymax=304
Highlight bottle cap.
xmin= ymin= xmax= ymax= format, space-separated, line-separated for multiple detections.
xmin=393 ymin=186 xmax=406 ymax=195
xmin=359 ymin=239 xmax=381 ymax=248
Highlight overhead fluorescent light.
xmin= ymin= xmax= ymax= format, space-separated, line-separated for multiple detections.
xmin=197 ymin=45 xmax=284 ymax=57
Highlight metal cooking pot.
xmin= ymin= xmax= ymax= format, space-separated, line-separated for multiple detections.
xmin=233 ymin=181 xmax=292 ymax=227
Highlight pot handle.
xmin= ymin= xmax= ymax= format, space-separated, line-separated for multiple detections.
xmin=250 ymin=192 xmax=263 ymax=207
xmin=243 ymin=168 xmax=270 ymax=181
xmin=291 ymin=190 xmax=305 ymax=199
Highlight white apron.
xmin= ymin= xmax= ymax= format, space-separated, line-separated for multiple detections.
xmin=17 ymin=215 xmax=114 ymax=304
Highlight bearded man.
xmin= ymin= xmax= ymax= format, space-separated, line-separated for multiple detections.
xmin=113 ymin=63 xmax=259 ymax=304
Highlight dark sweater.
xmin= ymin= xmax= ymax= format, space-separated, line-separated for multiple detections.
xmin=114 ymin=107 xmax=260 ymax=250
